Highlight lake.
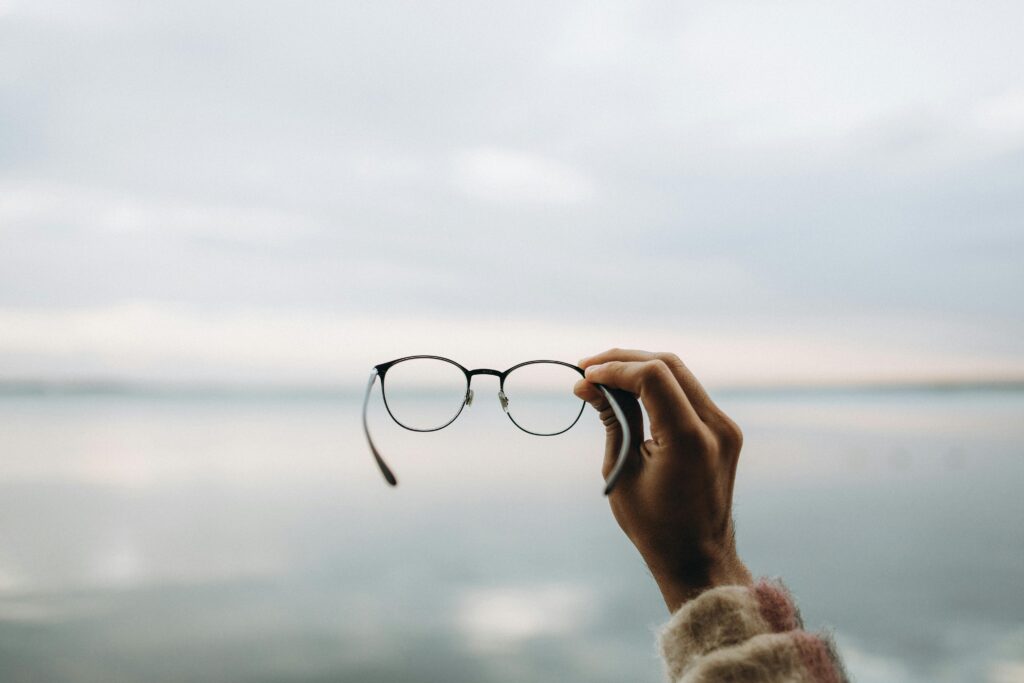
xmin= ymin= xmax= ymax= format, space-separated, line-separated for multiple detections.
xmin=0 ymin=385 xmax=1022 ymax=682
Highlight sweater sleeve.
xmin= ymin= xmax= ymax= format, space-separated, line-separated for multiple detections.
xmin=657 ymin=580 xmax=848 ymax=683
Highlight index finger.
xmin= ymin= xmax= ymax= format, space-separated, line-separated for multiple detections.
xmin=580 ymin=348 xmax=720 ymax=422
xmin=583 ymin=359 xmax=703 ymax=441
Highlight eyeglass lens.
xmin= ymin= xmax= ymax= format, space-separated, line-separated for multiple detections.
xmin=382 ymin=357 xmax=468 ymax=431
xmin=503 ymin=362 xmax=585 ymax=435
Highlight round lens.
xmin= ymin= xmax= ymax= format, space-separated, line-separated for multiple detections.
xmin=383 ymin=358 xmax=468 ymax=431
xmin=502 ymin=362 xmax=585 ymax=436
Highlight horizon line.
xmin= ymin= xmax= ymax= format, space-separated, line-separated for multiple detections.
xmin=2 ymin=375 xmax=1024 ymax=397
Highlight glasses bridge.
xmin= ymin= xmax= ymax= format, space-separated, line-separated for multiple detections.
xmin=467 ymin=368 xmax=503 ymax=378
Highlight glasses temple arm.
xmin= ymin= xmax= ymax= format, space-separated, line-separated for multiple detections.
xmin=363 ymin=369 xmax=397 ymax=486
xmin=597 ymin=384 xmax=631 ymax=496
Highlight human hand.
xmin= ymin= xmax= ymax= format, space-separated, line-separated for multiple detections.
xmin=574 ymin=349 xmax=752 ymax=612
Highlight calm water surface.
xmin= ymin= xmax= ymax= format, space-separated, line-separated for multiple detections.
xmin=0 ymin=387 xmax=1022 ymax=682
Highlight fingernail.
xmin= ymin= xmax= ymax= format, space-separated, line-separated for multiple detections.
xmin=578 ymin=355 xmax=592 ymax=366
xmin=584 ymin=363 xmax=604 ymax=378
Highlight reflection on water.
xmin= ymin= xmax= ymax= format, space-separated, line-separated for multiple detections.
xmin=0 ymin=388 xmax=1022 ymax=682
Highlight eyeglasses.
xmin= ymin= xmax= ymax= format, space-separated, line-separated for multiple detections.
xmin=362 ymin=355 xmax=632 ymax=494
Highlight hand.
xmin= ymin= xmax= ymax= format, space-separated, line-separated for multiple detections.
xmin=575 ymin=349 xmax=752 ymax=613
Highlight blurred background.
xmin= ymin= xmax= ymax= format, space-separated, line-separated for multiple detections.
xmin=1 ymin=1 xmax=1023 ymax=681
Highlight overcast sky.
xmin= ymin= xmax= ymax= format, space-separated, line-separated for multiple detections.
xmin=1 ymin=0 xmax=1022 ymax=385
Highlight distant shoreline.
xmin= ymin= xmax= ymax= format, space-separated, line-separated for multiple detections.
xmin=2 ymin=377 xmax=1023 ymax=399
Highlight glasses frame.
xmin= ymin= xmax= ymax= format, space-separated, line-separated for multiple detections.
xmin=362 ymin=355 xmax=633 ymax=495
xmin=378 ymin=355 xmax=586 ymax=436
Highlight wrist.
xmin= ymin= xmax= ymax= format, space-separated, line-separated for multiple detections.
xmin=648 ymin=551 xmax=752 ymax=613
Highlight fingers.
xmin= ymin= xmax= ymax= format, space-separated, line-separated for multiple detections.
xmin=574 ymin=378 xmax=642 ymax=433
xmin=574 ymin=379 xmax=632 ymax=437
xmin=574 ymin=379 xmax=644 ymax=479
xmin=582 ymin=359 xmax=703 ymax=441
xmin=573 ymin=378 xmax=604 ymax=405
xmin=579 ymin=348 xmax=720 ymax=423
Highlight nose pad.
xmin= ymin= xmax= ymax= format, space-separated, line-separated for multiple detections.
xmin=465 ymin=388 xmax=474 ymax=407
xmin=498 ymin=390 xmax=509 ymax=413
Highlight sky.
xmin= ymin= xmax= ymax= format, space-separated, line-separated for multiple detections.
xmin=1 ymin=0 xmax=1023 ymax=386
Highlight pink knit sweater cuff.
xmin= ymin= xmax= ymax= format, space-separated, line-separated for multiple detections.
xmin=657 ymin=579 xmax=848 ymax=683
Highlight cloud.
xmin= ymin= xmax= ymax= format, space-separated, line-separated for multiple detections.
xmin=973 ymin=89 xmax=1024 ymax=140
xmin=451 ymin=147 xmax=595 ymax=205
xmin=0 ymin=181 xmax=323 ymax=243
xmin=0 ymin=0 xmax=1021 ymax=383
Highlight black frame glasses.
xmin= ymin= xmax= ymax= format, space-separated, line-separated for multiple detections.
xmin=362 ymin=355 xmax=632 ymax=495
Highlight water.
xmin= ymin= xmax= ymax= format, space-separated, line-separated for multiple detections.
xmin=0 ymin=387 xmax=1022 ymax=682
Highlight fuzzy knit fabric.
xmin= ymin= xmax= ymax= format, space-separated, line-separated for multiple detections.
xmin=658 ymin=580 xmax=848 ymax=683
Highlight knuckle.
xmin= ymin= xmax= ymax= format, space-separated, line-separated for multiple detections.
xmin=642 ymin=358 xmax=671 ymax=378
xmin=656 ymin=351 xmax=683 ymax=368
xmin=717 ymin=417 xmax=744 ymax=451
xmin=638 ymin=359 xmax=672 ymax=392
